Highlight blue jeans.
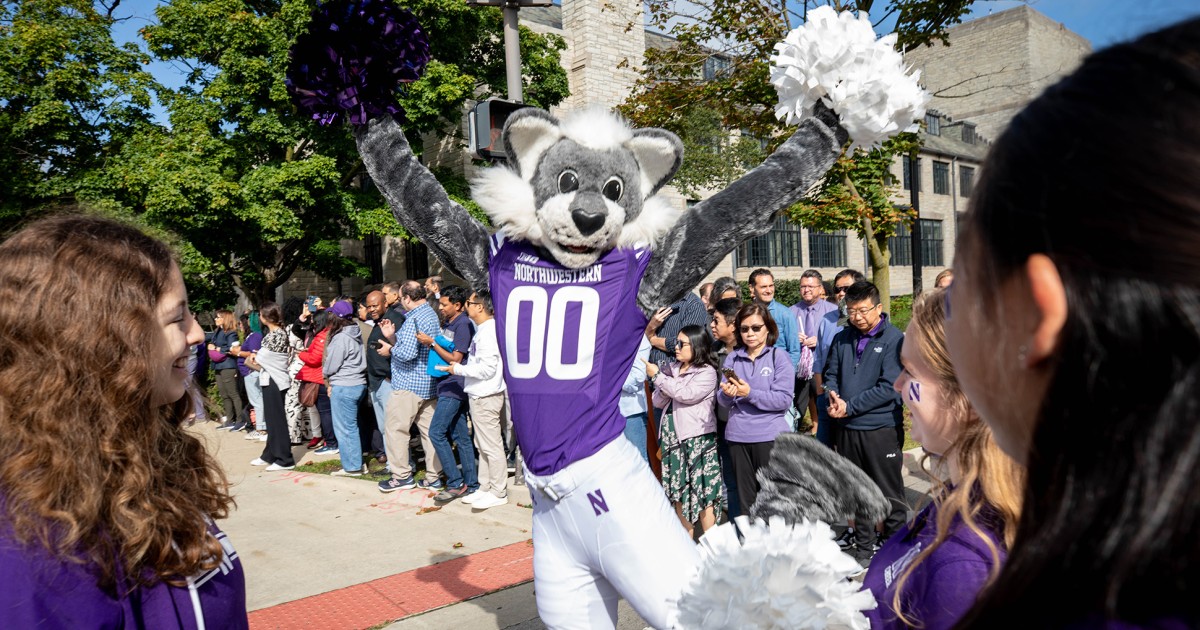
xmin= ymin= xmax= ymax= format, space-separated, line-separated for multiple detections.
xmin=623 ymin=413 xmax=649 ymax=463
xmin=429 ymin=396 xmax=478 ymax=491
xmin=330 ymin=384 xmax=365 ymax=472
xmin=369 ymin=380 xmax=390 ymax=451
xmin=244 ymin=374 xmax=264 ymax=430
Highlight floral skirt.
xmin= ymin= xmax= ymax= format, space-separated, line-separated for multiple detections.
xmin=660 ymin=412 xmax=724 ymax=523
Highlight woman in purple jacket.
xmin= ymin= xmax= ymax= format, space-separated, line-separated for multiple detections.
xmin=647 ymin=325 xmax=725 ymax=539
xmin=716 ymin=302 xmax=795 ymax=516
xmin=863 ymin=288 xmax=1024 ymax=629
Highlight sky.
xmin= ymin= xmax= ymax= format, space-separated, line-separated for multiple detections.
xmin=111 ymin=0 xmax=1200 ymax=122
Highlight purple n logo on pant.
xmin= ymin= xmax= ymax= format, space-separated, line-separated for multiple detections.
xmin=587 ymin=489 xmax=609 ymax=516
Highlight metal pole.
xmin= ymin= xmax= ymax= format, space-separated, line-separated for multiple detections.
xmin=909 ymin=150 xmax=923 ymax=295
xmin=503 ymin=3 xmax=523 ymax=102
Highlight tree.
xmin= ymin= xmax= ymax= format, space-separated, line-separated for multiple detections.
xmin=788 ymin=133 xmax=919 ymax=312
xmin=620 ymin=0 xmax=975 ymax=306
xmin=0 ymin=0 xmax=159 ymax=224
xmin=102 ymin=0 xmax=568 ymax=306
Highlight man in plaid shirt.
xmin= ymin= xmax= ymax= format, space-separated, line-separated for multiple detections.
xmin=377 ymin=280 xmax=445 ymax=492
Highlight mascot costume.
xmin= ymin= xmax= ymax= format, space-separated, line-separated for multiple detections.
xmin=289 ymin=4 xmax=926 ymax=628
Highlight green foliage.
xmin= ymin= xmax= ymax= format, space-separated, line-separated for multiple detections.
xmin=888 ymin=292 xmax=913 ymax=331
xmin=0 ymin=0 xmax=160 ymax=213
xmin=664 ymin=105 xmax=767 ymax=198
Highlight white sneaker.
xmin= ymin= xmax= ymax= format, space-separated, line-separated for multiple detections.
xmin=265 ymin=463 xmax=295 ymax=471
xmin=250 ymin=458 xmax=269 ymax=466
xmin=244 ymin=431 xmax=266 ymax=440
xmin=471 ymin=493 xmax=508 ymax=510
xmin=330 ymin=468 xmax=361 ymax=477
xmin=461 ymin=490 xmax=484 ymax=505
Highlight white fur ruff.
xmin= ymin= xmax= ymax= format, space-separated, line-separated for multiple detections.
xmin=770 ymin=6 xmax=929 ymax=152
xmin=672 ymin=516 xmax=876 ymax=630
xmin=472 ymin=166 xmax=543 ymax=244
xmin=618 ymin=195 xmax=679 ymax=248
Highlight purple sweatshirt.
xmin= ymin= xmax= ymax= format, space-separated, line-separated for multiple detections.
xmin=864 ymin=499 xmax=1004 ymax=630
xmin=0 ymin=520 xmax=248 ymax=629
xmin=716 ymin=345 xmax=795 ymax=443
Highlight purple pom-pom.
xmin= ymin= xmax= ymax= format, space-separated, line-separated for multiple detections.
xmin=286 ymin=0 xmax=431 ymax=126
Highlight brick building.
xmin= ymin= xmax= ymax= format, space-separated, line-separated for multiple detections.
xmin=279 ymin=1 xmax=1088 ymax=303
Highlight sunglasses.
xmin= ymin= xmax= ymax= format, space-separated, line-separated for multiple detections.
xmin=739 ymin=324 xmax=765 ymax=333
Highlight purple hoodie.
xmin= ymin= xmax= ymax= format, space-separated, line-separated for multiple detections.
xmin=716 ymin=345 xmax=795 ymax=442
xmin=0 ymin=520 xmax=248 ymax=629
xmin=864 ymin=499 xmax=1005 ymax=630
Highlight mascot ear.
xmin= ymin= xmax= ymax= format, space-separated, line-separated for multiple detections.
xmin=502 ymin=109 xmax=563 ymax=180
xmin=626 ymin=128 xmax=683 ymax=197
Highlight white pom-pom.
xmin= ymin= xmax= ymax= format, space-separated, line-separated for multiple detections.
xmin=671 ymin=515 xmax=876 ymax=630
xmin=770 ymin=6 xmax=930 ymax=152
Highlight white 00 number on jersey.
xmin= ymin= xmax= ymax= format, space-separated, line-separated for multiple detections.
xmin=504 ymin=285 xmax=599 ymax=381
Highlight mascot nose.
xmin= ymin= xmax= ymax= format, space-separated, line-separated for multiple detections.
xmin=571 ymin=208 xmax=606 ymax=236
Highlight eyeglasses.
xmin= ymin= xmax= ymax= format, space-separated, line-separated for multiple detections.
xmin=739 ymin=324 xmax=765 ymax=333
xmin=799 ymin=284 xmax=821 ymax=291
xmin=835 ymin=285 xmax=852 ymax=294
xmin=846 ymin=304 xmax=881 ymax=317
xmin=676 ymin=341 xmax=691 ymax=348
xmin=466 ymin=300 xmax=480 ymax=306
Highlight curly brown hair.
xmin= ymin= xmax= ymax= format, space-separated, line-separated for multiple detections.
xmin=0 ymin=214 xmax=234 ymax=593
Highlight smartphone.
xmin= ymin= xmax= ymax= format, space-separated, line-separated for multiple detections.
xmin=722 ymin=368 xmax=737 ymax=380
xmin=305 ymin=295 xmax=318 ymax=311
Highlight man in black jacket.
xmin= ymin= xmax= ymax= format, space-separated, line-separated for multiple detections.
xmin=365 ymin=290 xmax=405 ymax=463
xmin=824 ymin=281 xmax=905 ymax=564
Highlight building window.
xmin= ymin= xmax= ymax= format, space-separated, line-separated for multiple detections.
xmin=902 ymin=156 xmax=920 ymax=191
xmin=405 ymin=240 xmax=429 ymax=281
xmin=888 ymin=222 xmax=912 ymax=267
xmin=920 ymin=219 xmax=944 ymax=266
xmin=703 ymin=55 xmax=731 ymax=80
xmin=889 ymin=219 xmax=944 ymax=267
xmin=959 ymin=166 xmax=975 ymax=197
xmin=925 ymin=113 xmax=940 ymax=136
xmin=363 ymin=234 xmax=384 ymax=284
xmin=963 ymin=123 xmax=976 ymax=145
xmin=808 ymin=229 xmax=847 ymax=268
xmin=933 ymin=161 xmax=950 ymax=195
xmin=736 ymin=214 xmax=802 ymax=268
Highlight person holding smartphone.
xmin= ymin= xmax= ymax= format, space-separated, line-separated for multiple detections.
xmin=716 ymin=303 xmax=795 ymax=515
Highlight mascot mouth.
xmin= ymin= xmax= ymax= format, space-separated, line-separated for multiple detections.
xmin=564 ymin=244 xmax=595 ymax=254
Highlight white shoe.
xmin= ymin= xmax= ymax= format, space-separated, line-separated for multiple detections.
xmin=330 ymin=468 xmax=361 ymax=477
xmin=461 ymin=490 xmax=484 ymax=505
xmin=250 ymin=458 xmax=269 ymax=466
xmin=471 ymin=493 xmax=508 ymax=510
xmin=244 ymin=431 xmax=266 ymax=440
xmin=265 ymin=463 xmax=295 ymax=471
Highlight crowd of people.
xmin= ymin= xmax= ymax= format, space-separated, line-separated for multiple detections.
xmin=190 ymin=279 xmax=518 ymax=509
xmin=0 ymin=15 xmax=1197 ymax=628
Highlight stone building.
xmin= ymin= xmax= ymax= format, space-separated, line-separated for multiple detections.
xmin=279 ymin=1 xmax=1088 ymax=303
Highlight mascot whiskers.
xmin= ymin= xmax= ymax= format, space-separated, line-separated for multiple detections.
xmin=289 ymin=3 xmax=926 ymax=627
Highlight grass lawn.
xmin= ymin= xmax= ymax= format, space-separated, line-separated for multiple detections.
xmin=295 ymin=456 xmax=432 ymax=484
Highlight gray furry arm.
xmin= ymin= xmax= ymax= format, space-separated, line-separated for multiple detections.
xmin=637 ymin=113 xmax=848 ymax=315
xmin=750 ymin=432 xmax=890 ymax=526
xmin=356 ymin=116 xmax=491 ymax=291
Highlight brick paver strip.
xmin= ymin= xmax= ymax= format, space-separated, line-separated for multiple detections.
xmin=248 ymin=539 xmax=535 ymax=630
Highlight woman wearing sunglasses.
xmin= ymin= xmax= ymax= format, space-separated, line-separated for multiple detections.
xmin=717 ymin=302 xmax=795 ymax=515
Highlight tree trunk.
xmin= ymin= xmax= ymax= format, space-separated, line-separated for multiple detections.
xmin=870 ymin=236 xmax=891 ymax=314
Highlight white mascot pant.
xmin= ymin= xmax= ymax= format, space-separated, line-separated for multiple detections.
xmin=524 ymin=436 xmax=700 ymax=629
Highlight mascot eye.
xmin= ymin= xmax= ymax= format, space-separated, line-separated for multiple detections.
xmin=558 ymin=170 xmax=579 ymax=194
xmin=603 ymin=177 xmax=624 ymax=202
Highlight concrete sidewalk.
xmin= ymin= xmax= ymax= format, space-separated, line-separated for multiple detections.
xmin=201 ymin=419 xmax=933 ymax=629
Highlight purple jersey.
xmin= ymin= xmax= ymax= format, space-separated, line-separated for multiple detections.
xmin=489 ymin=234 xmax=652 ymax=476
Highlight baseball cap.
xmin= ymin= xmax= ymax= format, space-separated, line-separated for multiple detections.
xmin=329 ymin=301 xmax=354 ymax=319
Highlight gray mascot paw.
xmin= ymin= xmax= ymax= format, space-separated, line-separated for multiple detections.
xmin=750 ymin=432 xmax=890 ymax=526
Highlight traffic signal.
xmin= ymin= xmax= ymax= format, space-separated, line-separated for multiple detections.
xmin=469 ymin=98 xmax=530 ymax=161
